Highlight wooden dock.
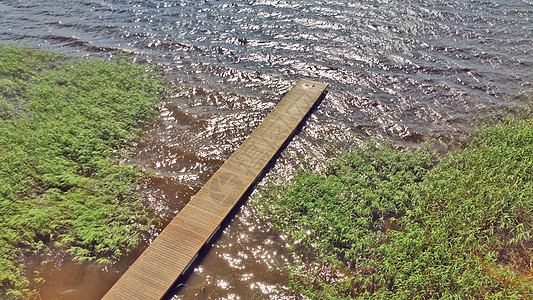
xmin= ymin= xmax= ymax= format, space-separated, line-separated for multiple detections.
xmin=102 ymin=78 xmax=327 ymax=300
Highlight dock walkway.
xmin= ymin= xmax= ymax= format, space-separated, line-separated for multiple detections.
xmin=102 ymin=78 xmax=327 ymax=300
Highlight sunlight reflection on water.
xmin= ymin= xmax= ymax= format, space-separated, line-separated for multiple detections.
xmin=2 ymin=0 xmax=531 ymax=298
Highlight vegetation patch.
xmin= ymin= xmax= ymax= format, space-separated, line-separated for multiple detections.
xmin=256 ymin=112 xmax=533 ymax=299
xmin=0 ymin=44 xmax=168 ymax=297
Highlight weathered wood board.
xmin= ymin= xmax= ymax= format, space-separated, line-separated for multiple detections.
xmin=102 ymin=78 xmax=327 ymax=300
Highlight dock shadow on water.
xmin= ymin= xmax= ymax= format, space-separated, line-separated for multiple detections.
xmin=1 ymin=0 xmax=532 ymax=298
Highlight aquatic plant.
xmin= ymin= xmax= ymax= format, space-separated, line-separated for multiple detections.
xmin=256 ymin=111 xmax=533 ymax=299
xmin=0 ymin=44 xmax=168 ymax=298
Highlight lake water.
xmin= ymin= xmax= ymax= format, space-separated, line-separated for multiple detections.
xmin=1 ymin=0 xmax=532 ymax=299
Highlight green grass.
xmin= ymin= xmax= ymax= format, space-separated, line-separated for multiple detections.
xmin=255 ymin=112 xmax=533 ymax=299
xmin=0 ymin=44 xmax=169 ymax=298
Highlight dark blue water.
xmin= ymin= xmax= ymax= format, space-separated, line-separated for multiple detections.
xmin=1 ymin=0 xmax=532 ymax=299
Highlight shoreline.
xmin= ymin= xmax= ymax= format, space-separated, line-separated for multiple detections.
xmin=0 ymin=44 xmax=170 ymax=298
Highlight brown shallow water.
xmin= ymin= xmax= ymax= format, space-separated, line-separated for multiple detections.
xmin=1 ymin=0 xmax=532 ymax=299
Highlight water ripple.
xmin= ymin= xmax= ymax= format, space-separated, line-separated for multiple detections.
xmin=2 ymin=0 xmax=531 ymax=298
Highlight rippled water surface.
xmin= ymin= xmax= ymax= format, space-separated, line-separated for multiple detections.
xmin=1 ymin=0 xmax=532 ymax=299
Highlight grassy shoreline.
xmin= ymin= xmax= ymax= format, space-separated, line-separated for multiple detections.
xmin=254 ymin=109 xmax=533 ymax=299
xmin=0 ymin=44 xmax=169 ymax=297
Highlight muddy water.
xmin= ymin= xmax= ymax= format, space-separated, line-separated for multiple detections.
xmin=1 ymin=0 xmax=532 ymax=299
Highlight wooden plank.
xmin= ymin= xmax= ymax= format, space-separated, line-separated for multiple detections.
xmin=102 ymin=78 xmax=327 ymax=300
